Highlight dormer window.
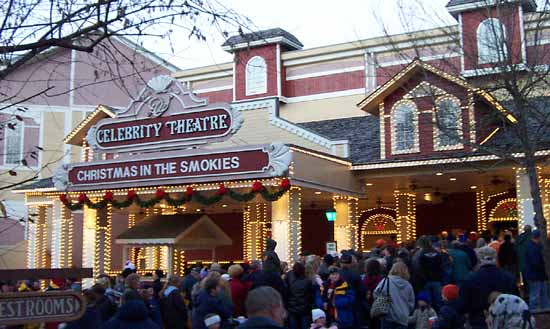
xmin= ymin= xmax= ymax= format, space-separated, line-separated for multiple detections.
xmin=391 ymin=100 xmax=419 ymax=154
xmin=245 ymin=56 xmax=267 ymax=96
xmin=477 ymin=18 xmax=507 ymax=64
xmin=435 ymin=96 xmax=463 ymax=150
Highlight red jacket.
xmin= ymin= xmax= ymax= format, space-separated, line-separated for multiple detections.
xmin=229 ymin=278 xmax=250 ymax=316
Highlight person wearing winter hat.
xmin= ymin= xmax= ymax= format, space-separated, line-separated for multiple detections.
xmin=204 ymin=313 xmax=221 ymax=329
xmin=310 ymin=308 xmax=337 ymax=329
xmin=408 ymin=291 xmax=437 ymax=329
xmin=432 ymin=285 xmax=464 ymax=329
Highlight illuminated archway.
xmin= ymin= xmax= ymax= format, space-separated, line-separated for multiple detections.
xmin=360 ymin=214 xmax=398 ymax=251
xmin=488 ymin=198 xmax=518 ymax=223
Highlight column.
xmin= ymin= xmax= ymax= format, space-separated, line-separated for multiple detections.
xmin=35 ymin=205 xmax=48 ymax=269
xmin=334 ymin=196 xmax=359 ymax=251
xmin=166 ymin=246 xmax=174 ymax=276
xmin=476 ymin=190 xmax=488 ymax=232
xmin=244 ymin=203 xmax=268 ymax=261
xmin=95 ymin=205 xmax=112 ymax=275
xmin=26 ymin=205 xmax=37 ymax=268
xmin=82 ymin=205 xmax=96 ymax=289
xmin=394 ymin=192 xmax=417 ymax=243
xmin=543 ymin=177 xmax=550 ymax=228
xmin=516 ymin=168 xmax=536 ymax=230
xmin=271 ymin=187 xmax=301 ymax=264
xmin=51 ymin=200 xmax=63 ymax=268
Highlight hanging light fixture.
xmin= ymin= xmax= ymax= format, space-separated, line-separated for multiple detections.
xmin=325 ymin=208 xmax=336 ymax=222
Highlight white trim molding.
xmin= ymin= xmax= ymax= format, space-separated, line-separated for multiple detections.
xmin=231 ymin=98 xmax=350 ymax=156
xmin=352 ymin=149 xmax=550 ymax=170
xmin=223 ymin=36 xmax=303 ymax=53
xmin=283 ymin=88 xmax=365 ymax=104
xmin=193 ymin=85 xmax=232 ymax=94
xmin=286 ymin=66 xmax=365 ymax=81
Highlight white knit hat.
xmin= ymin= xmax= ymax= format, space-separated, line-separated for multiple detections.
xmin=312 ymin=308 xmax=326 ymax=322
xmin=204 ymin=314 xmax=221 ymax=327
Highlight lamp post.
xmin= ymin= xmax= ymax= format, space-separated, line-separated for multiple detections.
xmin=325 ymin=208 xmax=336 ymax=251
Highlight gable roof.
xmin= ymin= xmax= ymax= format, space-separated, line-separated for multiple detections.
xmin=115 ymin=214 xmax=232 ymax=248
xmin=356 ymin=59 xmax=517 ymax=123
xmin=446 ymin=0 xmax=537 ymax=13
xmin=222 ymin=28 xmax=303 ymax=52
xmin=64 ymin=105 xmax=118 ymax=145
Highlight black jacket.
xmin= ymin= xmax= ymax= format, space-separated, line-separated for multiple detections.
xmin=160 ymin=287 xmax=188 ymax=329
xmin=433 ymin=300 xmax=465 ymax=329
xmin=457 ymin=264 xmax=517 ymax=328
xmin=96 ymin=294 xmax=117 ymax=322
xmin=284 ymin=271 xmax=314 ymax=315
xmin=263 ymin=239 xmax=281 ymax=274
xmin=419 ymin=248 xmax=444 ymax=282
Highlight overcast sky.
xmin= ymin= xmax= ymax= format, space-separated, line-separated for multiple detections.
xmin=157 ymin=0 xmax=456 ymax=70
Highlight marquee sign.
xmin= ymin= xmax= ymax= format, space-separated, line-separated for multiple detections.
xmin=0 ymin=291 xmax=85 ymax=325
xmin=54 ymin=144 xmax=292 ymax=191
xmin=86 ymin=75 xmax=243 ymax=152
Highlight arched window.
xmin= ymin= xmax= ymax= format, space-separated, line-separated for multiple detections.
xmin=245 ymin=56 xmax=267 ymax=96
xmin=392 ymin=101 xmax=418 ymax=154
xmin=435 ymin=97 xmax=462 ymax=149
xmin=477 ymin=18 xmax=507 ymax=64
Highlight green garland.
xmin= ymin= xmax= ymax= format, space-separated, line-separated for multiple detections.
xmin=59 ymin=179 xmax=291 ymax=211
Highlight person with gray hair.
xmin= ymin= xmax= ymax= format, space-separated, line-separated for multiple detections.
xmin=457 ymin=247 xmax=517 ymax=329
xmin=238 ymin=286 xmax=288 ymax=329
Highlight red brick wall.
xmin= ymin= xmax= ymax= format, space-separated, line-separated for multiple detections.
xmin=197 ymin=89 xmax=233 ymax=103
xmin=284 ymin=71 xmax=364 ymax=97
xmin=461 ymin=5 xmax=523 ymax=71
xmin=234 ymin=45 xmax=278 ymax=100
xmin=382 ymin=72 xmax=471 ymax=160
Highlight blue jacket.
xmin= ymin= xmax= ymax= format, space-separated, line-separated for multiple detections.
xmin=448 ymin=248 xmax=471 ymax=283
xmin=333 ymin=281 xmax=356 ymax=328
xmin=457 ymin=264 xmax=517 ymax=328
xmin=191 ymin=290 xmax=233 ymax=329
xmin=523 ymin=239 xmax=548 ymax=281
xmin=433 ymin=300 xmax=465 ymax=329
xmin=101 ymin=300 xmax=160 ymax=329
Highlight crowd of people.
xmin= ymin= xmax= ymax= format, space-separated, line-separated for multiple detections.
xmin=1 ymin=226 xmax=546 ymax=329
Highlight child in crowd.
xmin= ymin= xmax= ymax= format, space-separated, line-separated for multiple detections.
xmin=310 ymin=309 xmax=338 ymax=329
xmin=204 ymin=313 xmax=221 ymax=329
xmin=433 ymin=284 xmax=465 ymax=329
xmin=408 ymin=291 xmax=437 ymax=329
xmin=322 ymin=267 xmax=355 ymax=329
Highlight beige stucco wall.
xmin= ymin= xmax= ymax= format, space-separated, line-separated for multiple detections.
xmin=41 ymin=112 xmax=67 ymax=177
xmin=212 ymin=108 xmax=332 ymax=154
xmin=280 ymin=94 xmax=367 ymax=123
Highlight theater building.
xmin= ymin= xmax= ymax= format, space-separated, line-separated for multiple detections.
xmin=16 ymin=0 xmax=550 ymax=277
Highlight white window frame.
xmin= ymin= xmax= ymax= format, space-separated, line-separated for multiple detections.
xmin=434 ymin=95 xmax=464 ymax=151
xmin=477 ymin=18 xmax=508 ymax=64
xmin=4 ymin=122 xmax=24 ymax=165
xmin=245 ymin=56 xmax=267 ymax=96
xmin=391 ymin=100 xmax=419 ymax=155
